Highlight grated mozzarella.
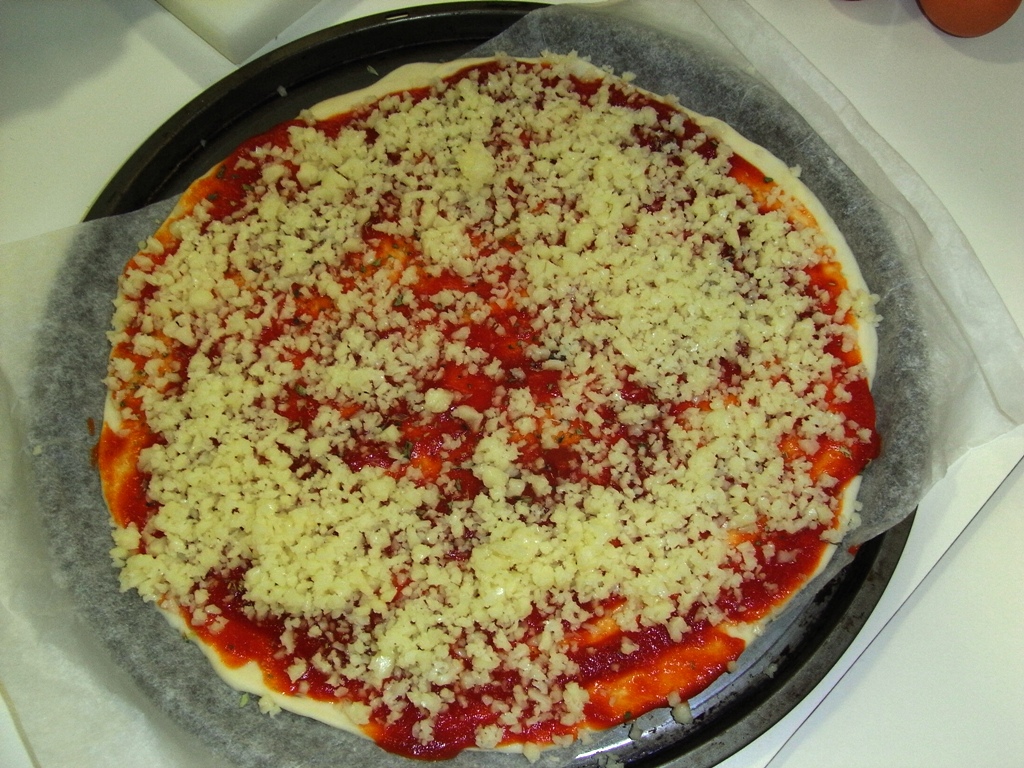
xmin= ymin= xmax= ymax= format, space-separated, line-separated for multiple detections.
xmin=103 ymin=53 xmax=879 ymax=756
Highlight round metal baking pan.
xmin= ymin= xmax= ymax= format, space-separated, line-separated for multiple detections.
xmin=31 ymin=3 xmax=920 ymax=767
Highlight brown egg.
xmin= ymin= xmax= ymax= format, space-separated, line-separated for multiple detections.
xmin=918 ymin=0 xmax=1022 ymax=37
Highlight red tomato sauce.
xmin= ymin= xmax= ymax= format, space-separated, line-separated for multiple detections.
xmin=101 ymin=59 xmax=880 ymax=759
xmin=97 ymin=421 xmax=159 ymax=530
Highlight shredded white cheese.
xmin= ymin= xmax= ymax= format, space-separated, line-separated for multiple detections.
xmin=103 ymin=53 xmax=878 ymax=754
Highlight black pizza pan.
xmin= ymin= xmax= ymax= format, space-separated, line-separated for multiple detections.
xmin=30 ymin=3 xmax=918 ymax=767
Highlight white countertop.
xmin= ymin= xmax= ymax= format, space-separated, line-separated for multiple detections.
xmin=2 ymin=1 xmax=1022 ymax=766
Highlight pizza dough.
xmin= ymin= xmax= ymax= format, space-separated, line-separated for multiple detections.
xmin=99 ymin=53 xmax=880 ymax=760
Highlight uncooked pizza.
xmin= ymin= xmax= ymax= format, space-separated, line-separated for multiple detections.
xmin=99 ymin=53 xmax=881 ymax=761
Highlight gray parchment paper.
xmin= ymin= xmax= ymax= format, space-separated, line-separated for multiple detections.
xmin=2 ymin=2 xmax=1023 ymax=768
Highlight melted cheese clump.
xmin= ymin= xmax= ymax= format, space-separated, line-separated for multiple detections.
xmin=105 ymin=54 xmax=876 ymax=749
